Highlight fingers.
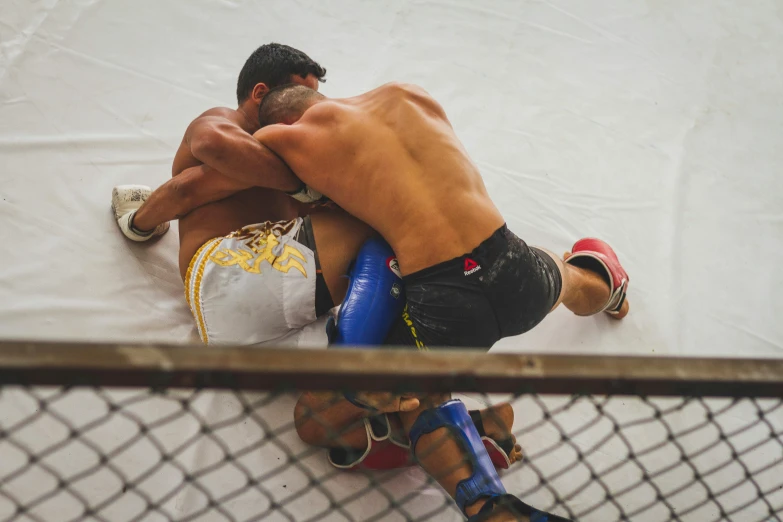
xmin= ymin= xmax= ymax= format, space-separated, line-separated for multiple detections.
xmin=352 ymin=392 xmax=420 ymax=413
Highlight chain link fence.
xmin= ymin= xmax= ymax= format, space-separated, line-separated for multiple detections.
xmin=0 ymin=343 xmax=781 ymax=522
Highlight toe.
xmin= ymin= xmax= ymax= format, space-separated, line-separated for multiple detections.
xmin=609 ymin=299 xmax=630 ymax=320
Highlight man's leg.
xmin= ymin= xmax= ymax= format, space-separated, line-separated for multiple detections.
xmin=399 ymin=397 xmax=490 ymax=518
xmin=398 ymin=397 xmax=562 ymax=521
xmin=294 ymin=392 xmax=371 ymax=450
xmin=319 ymin=236 xmax=518 ymax=517
xmin=533 ymin=245 xmax=630 ymax=319
xmin=294 ymin=392 xmax=522 ymax=465
xmin=309 ymin=209 xmax=377 ymax=306
xmin=317 ymin=232 xmax=570 ymax=520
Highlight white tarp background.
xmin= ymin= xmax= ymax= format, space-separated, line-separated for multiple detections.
xmin=1 ymin=1 xmax=782 ymax=521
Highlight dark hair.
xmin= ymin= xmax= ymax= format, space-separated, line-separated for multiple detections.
xmin=236 ymin=43 xmax=326 ymax=104
xmin=258 ymin=84 xmax=324 ymax=127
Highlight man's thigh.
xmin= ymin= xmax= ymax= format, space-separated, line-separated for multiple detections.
xmin=309 ymin=210 xmax=375 ymax=306
xmin=528 ymin=246 xmax=566 ymax=312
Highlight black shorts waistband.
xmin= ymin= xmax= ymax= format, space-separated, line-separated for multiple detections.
xmin=403 ymin=224 xmax=509 ymax=283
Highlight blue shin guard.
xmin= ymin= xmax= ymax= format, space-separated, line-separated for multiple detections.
xmin=327 ymin=238 xmax=405 ymax=409
xmin=329 ymin=237 xmax=405 ymax=346
xmin=409 ymin=399 xmax=506 ymax=515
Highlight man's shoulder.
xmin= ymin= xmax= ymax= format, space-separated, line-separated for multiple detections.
xmin=192 ymin=107 xmax=243 ymax=124
xmin=376 ymin=82 xmax=446 ymax=119
xmin=296 ymin=100 xmax=342 ymax=126
xmin=184 ymin=107 xmax=246 ymax=140
xmin=377 ymin=82 xmax=430 ymax=97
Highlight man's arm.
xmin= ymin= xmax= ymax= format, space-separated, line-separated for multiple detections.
xmin=131 ymin=164 xmax=251 ymax=232
xmin=187 ymin=115 xmax=301 ymax=191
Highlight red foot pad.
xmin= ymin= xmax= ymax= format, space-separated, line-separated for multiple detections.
xmin=358 ymin=440 xmax=414 ymax=470
xmin=567 ymin=238 xmax=629 ymax=315
xmin=328 ymin=414 xmax=414 ymax=470
xmin=483 ymin=437 xmax=512 ymax=470
xmin=327 ymin=414 xmax=514 ymax=471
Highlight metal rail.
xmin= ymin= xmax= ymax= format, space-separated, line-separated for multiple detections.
xmin=0 ymin=340 xmax=781 ymax=396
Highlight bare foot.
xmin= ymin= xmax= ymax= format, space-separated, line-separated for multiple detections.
xmin=563 ymin=251 xmax=630 ymax=320
xmin=480 ymin=403 xmax=523 ymax=464
xmin=609 ymin=297 xmax=630 ymax=320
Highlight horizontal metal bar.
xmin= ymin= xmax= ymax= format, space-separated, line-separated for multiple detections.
xmin=0 ymin=340 xmax=781 ymax=397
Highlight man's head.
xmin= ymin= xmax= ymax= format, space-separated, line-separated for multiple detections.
xmin=258 ymin=84 xmax=325 ymax=126
xmin=236 ymin=43 xmax=326 ymax=106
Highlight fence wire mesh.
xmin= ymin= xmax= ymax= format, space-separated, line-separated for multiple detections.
xmin=1 ymin=384 xmax=781 ymax=522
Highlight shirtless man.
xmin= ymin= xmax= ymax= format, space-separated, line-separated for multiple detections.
xmin=111 ymin=44 xmax=520 ymax=479
xmin=249 ymin=84 xmax=630 ymax=521
xmin=110 ymin=43 xmax=372 ymax=346
xmin=255 ymin=84 xmax=630 ymax=521
xmin=128 ymin=82 xmax=628 ymax=520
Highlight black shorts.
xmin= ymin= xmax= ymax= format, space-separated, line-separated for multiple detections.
xmin=295 ymin=216 xmax=335 ymax=317
xmin=384 ymin=225 xmax=562 ymax=350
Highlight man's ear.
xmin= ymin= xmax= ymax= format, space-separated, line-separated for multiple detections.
xmin=251 ymin=83 xmax=269 ymax=104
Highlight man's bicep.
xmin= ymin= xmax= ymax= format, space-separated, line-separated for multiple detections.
xmin=187 ymin=116 xmax=245 ymax=167
xmin=188 ymin=117 xmax=300 ymax=191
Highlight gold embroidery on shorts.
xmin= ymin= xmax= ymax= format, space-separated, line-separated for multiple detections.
xmin=184 ymin=237 xmax=220 ymax=309
xmin=209 ymin=221 xmax=307 ymax=277
xmin=193 ymin=240 xmax=222 ymax=344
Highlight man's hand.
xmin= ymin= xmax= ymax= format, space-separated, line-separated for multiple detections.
xmin=285 ymin=182 xmax=330 ymax=204
xmin=112 ymin=185 xmax=170 ymax=241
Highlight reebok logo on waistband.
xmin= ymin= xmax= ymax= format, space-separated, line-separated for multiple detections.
xmin=463 ymin=258 xmax=481 ymax=276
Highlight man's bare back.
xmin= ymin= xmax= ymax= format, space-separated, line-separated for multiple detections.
xmin=255 ymin=83 xmax=505 ymax=275
xmin=252 ymin=82 xmax=628 ymax=348
xmin=171 ymin=107 xmax=299 ymax=279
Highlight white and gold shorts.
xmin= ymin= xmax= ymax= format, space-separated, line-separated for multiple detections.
xmin=184 ymin=218 xmax=318 ymax=346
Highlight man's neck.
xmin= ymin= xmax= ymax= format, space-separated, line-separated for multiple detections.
xmin=236 ymin=102 xmax=260 ymax=132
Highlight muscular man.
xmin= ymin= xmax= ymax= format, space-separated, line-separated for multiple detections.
xmin=253 ymin=84 xmax=629 ymax=521
xmin=110 ymin=43 xmax=368 ymax=346
xmin=111 ymin=45 xmax=519 ymax=478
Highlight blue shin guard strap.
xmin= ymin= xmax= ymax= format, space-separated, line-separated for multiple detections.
xmin=331 ymin=238 xmax=405 ymax=346
xmin=408 ymin=400 xmax=506 ymax=514
xmin=469 ymin=494 xmax=573 ymax=522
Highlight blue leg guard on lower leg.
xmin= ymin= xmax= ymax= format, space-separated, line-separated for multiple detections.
xmin=327 ymin=238 xmax=405 ymax=408
xmin=408 ymin=399 xmax=506 ymax=515
xmin=329 ymin=237 xmax=405 ymax=346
